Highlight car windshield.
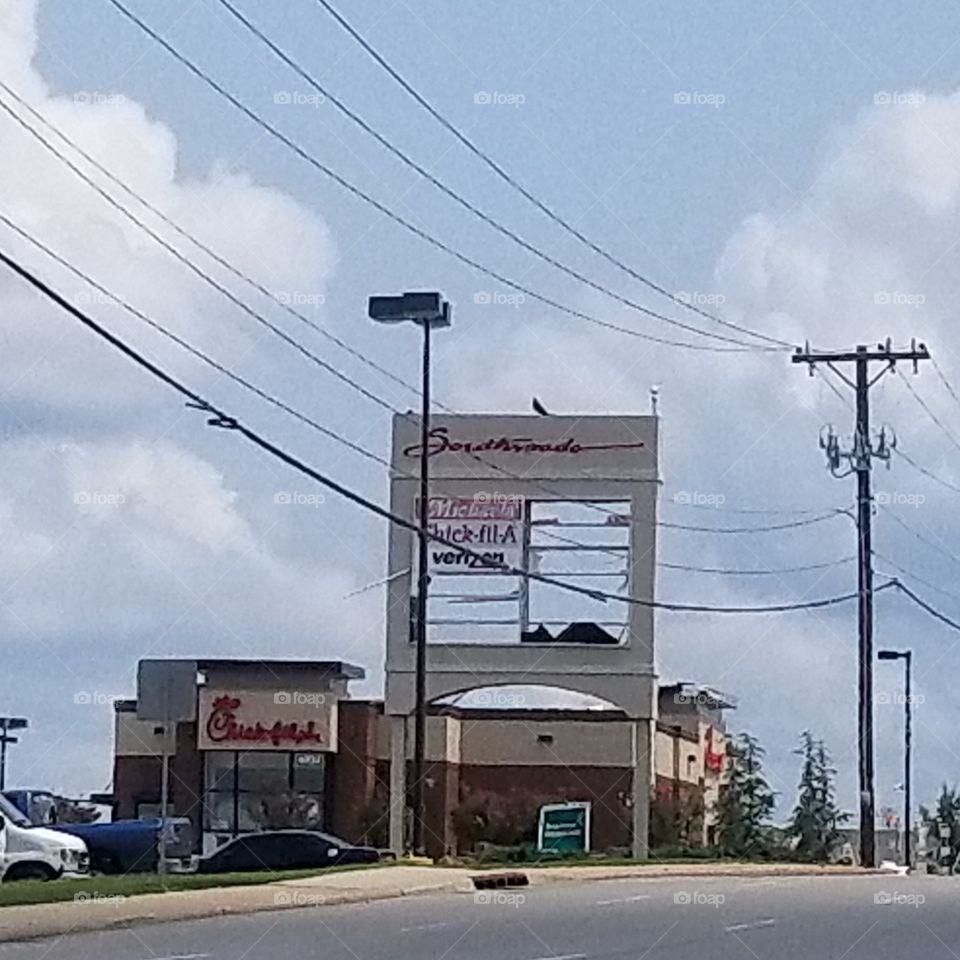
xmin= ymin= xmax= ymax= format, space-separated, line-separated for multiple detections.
xmin=0 ymin=792 xmax=32 ymax=828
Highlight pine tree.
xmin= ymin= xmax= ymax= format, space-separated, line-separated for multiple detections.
xmin=789 ymin=731 xmax=846 ymax=861
xmin=715 ymin=732 xmax=776 ymax=857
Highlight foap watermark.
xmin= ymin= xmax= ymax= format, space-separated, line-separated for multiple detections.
xmin=274 ymin=890 xmax=326 ymax=907
xmin=875 ymin=691 xmax=925 ymax=706
xmin=73 ymin=91 xmax=125 ymax=107
xmin=874 ymin=491 xmax=925 ymax=509
xmin=874 ymin=291 xmax=926 ymax=307
xmin=673 ymin=490 xmax=725 ymax=508
xmin=474 ymin=491 xmax=524 ymax=508
xmin=673 ymin=91 xmax=725 ymax=108
xmin=474 ymin=689 xmax=526 ymax=708
xmin=675 ymin=291 xmax=726 ymax=307
xmin=74 ymin=290 xmax=114 ymax=307
xmin=473 ymin=291 xmax=526 ymax=308
xmin=74 ymin=892 xmax=127 ymax=906
xmin=74 ymin=491 xmax=126 ymax=507
xmin=874 ymin=890 xmax=925 ymax=908
xmin=474 ymin=91 xmax=526 ymax=108
xmin=274 ymin=90 xmax=325 ymax=108
xmin=274 ymin=691 xmax=326 ymax=707
xmin=674 ymin=890 xmax=725 ymax=908
xmin=474 ymin=891 xmax=526 ymax=907
xmin=274 ymin=491 xmax=325 ymax=508
xmin=674 ymin=689 xmax=716 ymax=707
xmin=874 ymin=91 xmax=925 ymax=107
xmin=275 ymin=291 xmax=326 ymax=307
xmin=74 ymin=691 xmax=125 ymax=707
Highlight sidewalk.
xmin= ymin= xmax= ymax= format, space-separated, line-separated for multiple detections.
xmin=0 ymin=862 xmax=877 ymax=943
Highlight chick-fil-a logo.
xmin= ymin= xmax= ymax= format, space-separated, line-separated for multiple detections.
xmin=205 ymin=695 xmax=325 ymax=747
xmin=403 ymin=426 xmax=646 ymax=459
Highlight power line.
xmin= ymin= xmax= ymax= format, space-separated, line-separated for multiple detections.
xmin=0 ymin=86 xmax=839 ymax=535
xmin=897 ymin=366 xmax=960 ymax=456
xmin=0 ymin=210 xmax=395 ymax=471
xmin=894 ymin=447 xmax=960 ymax=497
xmin=660 ymin=556 xmax=856 ymax=576
xmin=0 ymin=245 xmax=877 ymax=616
xmin=877 ymin=501 xmax=960 ymax=573
xmin=311 ymin=0 xmax=792 ymax=350
xmin=103 ymin=0 xmax=760 ymax=354
xmin=891 ymin=579 xmax=960 ymax=635
xmin=213 ymin=0 xmax=775 ymax=352
xmin=873 ymin=551 xmax=960 ymax=609
xmin=0 ymin=93 xmax=401 ymax=415
xmin=0 ymin=78 xmax=428 ymax=409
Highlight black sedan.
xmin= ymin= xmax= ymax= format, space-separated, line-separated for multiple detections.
xmin=196 ymin=830 xmax=392 ymax=874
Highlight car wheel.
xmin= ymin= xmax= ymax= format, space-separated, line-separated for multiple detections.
xmin=5 ymin=863 xmax=57 ymax=882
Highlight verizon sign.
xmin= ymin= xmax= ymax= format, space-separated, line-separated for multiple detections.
xmin=421 ymin=495 xmax=524 ymax=572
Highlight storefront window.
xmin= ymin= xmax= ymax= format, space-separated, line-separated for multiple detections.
xmin=202 ymin=751 xmax=327 ymax=837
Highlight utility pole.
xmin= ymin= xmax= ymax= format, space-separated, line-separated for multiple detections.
xmin=793 ymin=340 xmax=929 ymax=869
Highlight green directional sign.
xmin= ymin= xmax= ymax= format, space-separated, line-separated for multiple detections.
xmin=537 ymin=802 xmax=591 ymax=854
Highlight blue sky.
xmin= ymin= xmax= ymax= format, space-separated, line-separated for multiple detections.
xmin=4 ymin=0 xmax=960 ymax=823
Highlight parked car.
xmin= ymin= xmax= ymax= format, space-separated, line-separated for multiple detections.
xmin=0 ymin=792 xmax=89 ymax=882
xmin=54 ymin=818 xmax=194 ymax=874
xmin=196 ymin=830 xmax=392 ymax=874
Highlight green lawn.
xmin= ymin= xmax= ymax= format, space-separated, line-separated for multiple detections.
xmin=0 ymin=861 xmax=399 ymax=909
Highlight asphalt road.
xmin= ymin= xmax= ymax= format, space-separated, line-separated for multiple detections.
xmin=1 ymin=873 xmax=957 ymax=960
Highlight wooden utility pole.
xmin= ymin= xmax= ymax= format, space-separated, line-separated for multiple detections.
xmin=792 ymin=340 xmax=929 ymax=869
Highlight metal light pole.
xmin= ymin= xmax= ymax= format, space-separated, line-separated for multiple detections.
xmin=0 ymin=717 xmax=28 ymax=791
xmin=878 ymin=649 xmax=913 ymax=869
xmin=368 ymin=292 xmax=450 ymax=856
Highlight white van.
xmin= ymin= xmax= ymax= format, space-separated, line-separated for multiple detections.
xmin=0 ymin=792 xmax=89 ymax=881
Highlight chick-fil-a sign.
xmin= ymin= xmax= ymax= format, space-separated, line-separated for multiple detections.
xmin=200 ymin=693 xmax=330 ymax=750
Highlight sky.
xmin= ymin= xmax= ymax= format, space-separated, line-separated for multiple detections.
xmin=3 ymin=0 xmax=960 ymax=823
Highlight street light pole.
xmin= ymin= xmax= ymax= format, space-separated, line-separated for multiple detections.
xmin=879 ymin=649 xmax=912 ymax=869
xmin=411 ymin=314 xmax=431 ymax=857
xmin=368 ymin=292 xmax=450 ymax=857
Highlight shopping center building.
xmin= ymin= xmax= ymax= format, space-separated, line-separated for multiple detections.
xmin=112 ymin=658 xmax=732 ymax=856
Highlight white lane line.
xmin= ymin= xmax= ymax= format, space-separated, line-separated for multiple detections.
xmin=151 ymin=954 xmax=211 ymax=960
xmin=528 ymin=954 xmax=586 ymax=960
xmin=596 ymin=894 xmax=652 ymax=905
xmin=725 ymin=919 xmax=778 ymax=933
xmin=401 ymin=920 xmax=463 ymax=933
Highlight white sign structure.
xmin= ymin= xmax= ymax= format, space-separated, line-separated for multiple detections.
xmin=384 ymin=413 xmax=661 ymax=861
xmin=421 ymin=495 xmax=524 ymax=572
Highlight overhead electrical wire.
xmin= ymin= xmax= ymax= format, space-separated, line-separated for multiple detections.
xmin=311 ymin=0 xmax=792 ymax=351
xmin=897 ymin=366 xmax=960 ymax=456
xmin=0 ymin=245 xmax=877 ymax=616
xmin=0 ymin=77 xmax=426 ymax=409
xmin=212 ymin=0 xmax=775 ymax=352
xmin=0 ymin=83 xmax=844 ymax=541
xmin=0 ymin=94 xmax=400 ymax=415
xmin=0 ymin=210 xmax=396 ymax=471
xmin=102 ymin=0 xmax=764 ymax=354
xmin=890 ymin=579 xmax=960 ymax=635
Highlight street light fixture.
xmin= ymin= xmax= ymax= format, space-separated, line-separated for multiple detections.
xmin=878 ymin=649 xmax=912 ymax=869
xmin=0 ymin=717 xmax=28 ymax=791
xmin=368 ymin=291 xmax=451 ymax=856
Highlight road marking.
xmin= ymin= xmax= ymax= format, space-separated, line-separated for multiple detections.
xmin=596 ymin=894 xmax=652 ymax=905
xmin=401 ymin=920 xmax=463 ymax=933
xmin=528 ymin=955 xmax=586 ymax=960
xmin=151 ymin=954 xmax=211 ymax=960
xmin=725 ymin=919 xmax=777 ymax=933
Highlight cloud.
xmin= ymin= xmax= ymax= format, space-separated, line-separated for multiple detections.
xmin=0 ymin=1 xmax=379 ymax=794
